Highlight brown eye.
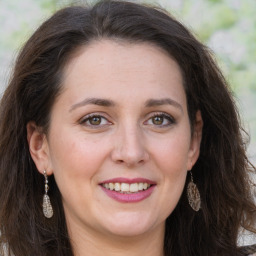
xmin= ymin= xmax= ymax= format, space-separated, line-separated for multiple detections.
xmin=144 ymin=113 xmax=175 ymax=127
xmin=80 ymin=114 xmax=111 ymax=128
xmin=89 ymin=116 xmax=101 ymax=125
xmin=152 ymin=116 xmax=164 ymax=125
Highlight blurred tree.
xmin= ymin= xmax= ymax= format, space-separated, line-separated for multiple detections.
xmin=0 ymin=0 xmax=255 ymax=163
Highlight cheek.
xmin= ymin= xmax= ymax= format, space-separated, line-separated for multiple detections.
xmin=156 ymin=138 xmax=189 ymax=191
xmin=149 ymin=130 xmax=190 ymax=210
xmin=152 ymin=132 xmax=191 ymax=175
xmin=153 ymin=138 xmax=189 ymax=215
xmin=48 ymin=129 xmax=110 ymax=182
xmin=47 ymin=130 xmax=111 ymax=214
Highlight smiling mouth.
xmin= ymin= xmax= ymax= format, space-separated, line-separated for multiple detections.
xmin=101 ymin=182 xmax=153 ymax=194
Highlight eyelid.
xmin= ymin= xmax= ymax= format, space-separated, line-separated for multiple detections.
xmin=144 ymin=111 xmax=175 ymax=127
xmin=78 ymin=111 xmax=175 ymax=129
xmin=79 ymin=112 xmax=112 ymax=127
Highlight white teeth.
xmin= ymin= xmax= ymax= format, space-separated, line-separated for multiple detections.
xmin=102 ymin=182 xmax=152 ymax=193
xmin=120 ymin=183 xmax=129 ymax=192
xmin=109 ymin=183 xmax=114 ymax=190
xmin=138 ymin=183 xmax=144 ymax=191
xmin=130 ymin=183 xmax=139 ymax=192
xmin=114 ymin=183 xmax=120 ymax=191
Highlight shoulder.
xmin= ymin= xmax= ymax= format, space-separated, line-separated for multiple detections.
xmin=240 ymin=244 xmax=256 ymax=256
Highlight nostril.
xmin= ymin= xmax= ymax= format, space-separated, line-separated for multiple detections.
xmin=110 ymin=137 xmax=149 ymax=166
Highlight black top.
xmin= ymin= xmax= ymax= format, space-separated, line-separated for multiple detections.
xmin=239 ymin=244 xmax=256 ymax=255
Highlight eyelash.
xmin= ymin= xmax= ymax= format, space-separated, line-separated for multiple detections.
xmin=79 ymin=112 xmax=175 ymax=128
xmin=79 ymin=113 xmax=111 ymax=128
xmin=144 ymin=112 xmax=175 ymax=127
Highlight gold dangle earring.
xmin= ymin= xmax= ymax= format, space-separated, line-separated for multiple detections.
xmin=187 ymin=171 xmax=201 ymax=211
xmin=43 ymin=170 xmax=53 ymax=218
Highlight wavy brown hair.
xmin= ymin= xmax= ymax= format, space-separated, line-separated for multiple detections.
xmin=0 ymin=1 xmax=255 ymax=255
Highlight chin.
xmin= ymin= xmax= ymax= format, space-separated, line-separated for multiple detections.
xmin=100 ymin=211 xmax=160 ymax=237
xmin=106 ymin=225 xmax=152 ymax=237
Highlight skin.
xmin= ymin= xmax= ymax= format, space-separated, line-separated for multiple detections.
xmin=27 ymin=40 xmax=203 ymax=256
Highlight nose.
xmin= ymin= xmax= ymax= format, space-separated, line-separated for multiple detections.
xmin=110 ymin=124 xmax=149 ymax=167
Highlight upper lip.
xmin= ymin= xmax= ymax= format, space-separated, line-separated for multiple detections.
xmin=100 ymin=177 xmax=156 ymax=185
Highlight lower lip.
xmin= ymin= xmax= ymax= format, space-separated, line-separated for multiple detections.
xmin=100 ymin=185 xmax=156 ymax=203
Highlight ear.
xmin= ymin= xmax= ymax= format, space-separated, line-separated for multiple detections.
xmin=187 ymin=111 xmax=203 ymax=170
xmin=27 ymin=122 xmax=52 ymax=175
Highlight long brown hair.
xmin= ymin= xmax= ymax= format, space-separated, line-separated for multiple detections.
xmin=0 ymin=1 xmax=255 ymax=255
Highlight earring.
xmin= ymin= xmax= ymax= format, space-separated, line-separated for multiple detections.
xmin=42 ymin=170 xmax=53 ymax=218
xmin=187 ymin=171 xmax=201 ymax=211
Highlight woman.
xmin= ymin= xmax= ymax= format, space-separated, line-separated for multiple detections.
xmin=0 ymin=0 xmax=255 ymax=255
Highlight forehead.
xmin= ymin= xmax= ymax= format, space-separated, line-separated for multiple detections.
xmin=59 ymin=39 xmax=186 ymax=108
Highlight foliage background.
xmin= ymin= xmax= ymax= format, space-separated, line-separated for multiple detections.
xmin=0 ymin=0 xmax=256 ymax=245
xmin=1 ymin=0 xmax=255 ymax=165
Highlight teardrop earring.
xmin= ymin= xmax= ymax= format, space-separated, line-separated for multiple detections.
xmin=187 ymin=171 xmax=201 ymax=211
xmin=42 ymin=170 xmax=53 ymax=218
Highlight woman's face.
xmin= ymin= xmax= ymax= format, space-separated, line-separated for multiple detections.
xmin=30 ymin=40 xmax=202 ymax=238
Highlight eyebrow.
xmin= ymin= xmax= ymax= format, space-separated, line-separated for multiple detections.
xmin=69 ymin=97 xmax=183 ymax=112
xmin=69 ymin=97 xmax=115 ymax=112
xmin=145 ymin=98 xmax=183 ymax=112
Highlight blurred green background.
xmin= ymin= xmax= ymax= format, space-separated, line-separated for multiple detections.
xmin=0 ymin=0 xmax=256 ymax=245
xmin=0 ymin=0 xmax=256 ymax=165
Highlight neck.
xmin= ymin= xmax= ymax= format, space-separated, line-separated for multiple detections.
xmin=68 ymin=220 xmax=165 ymax=256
